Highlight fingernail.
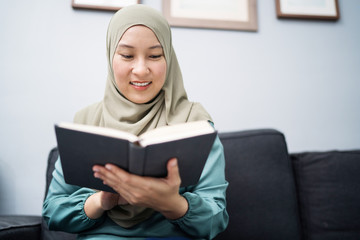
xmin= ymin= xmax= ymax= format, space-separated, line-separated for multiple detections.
xmin=105 ymin=164 xmax=112 ymax=170
xmin=171 ymin=158 xmax=177 ymax=167
xmin=93 ymin=166 xmax=99 ymax=172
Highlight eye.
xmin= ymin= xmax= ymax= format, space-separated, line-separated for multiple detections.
xmin=149 ymin=54 xmax=163 ymax=59
xmin=121 ymin=54 xmax=133 ymax=59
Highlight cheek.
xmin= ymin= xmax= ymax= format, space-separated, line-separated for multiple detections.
xmin=154 ymin=61 xmax=167 ymax=84
xmin=112 ymin=59 xmax=128 ymax=85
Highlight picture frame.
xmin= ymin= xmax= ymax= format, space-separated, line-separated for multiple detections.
xmin=276 ymin=0 xmax=339 ymax=20
xmin=72 ymin=0 xmax=139 ymax=11
xmin=162 ymin=0 xmax=258 ymax=31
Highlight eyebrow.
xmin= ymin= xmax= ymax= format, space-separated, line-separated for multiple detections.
xmin=149 ymin=44 xmax=163 ymax=49
xmin=117 ymin=43 xmax=162 ymax=50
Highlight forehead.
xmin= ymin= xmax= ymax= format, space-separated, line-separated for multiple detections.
xmin=118 ymin=25 xmax=161 ymax=46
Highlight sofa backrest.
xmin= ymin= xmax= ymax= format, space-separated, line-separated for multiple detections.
xmin=215 ymin=129 xmax=302 ymax=240
xmin=42 ymin=148 xmax=77 ymax=240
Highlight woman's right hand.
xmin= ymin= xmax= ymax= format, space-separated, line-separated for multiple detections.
xmin=84 ymin=191 xmax=128 ymax=219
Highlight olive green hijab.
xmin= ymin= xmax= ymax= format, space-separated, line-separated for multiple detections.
xmin=74 ymin=4 xmax=211 ymax=228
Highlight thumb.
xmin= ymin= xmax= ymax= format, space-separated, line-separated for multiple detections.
xmin=167 ymin=158 xmax=181 ymax=185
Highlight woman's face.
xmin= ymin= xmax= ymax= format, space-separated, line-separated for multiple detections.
xmin=112 ymin=25 xmax=167 ymax=104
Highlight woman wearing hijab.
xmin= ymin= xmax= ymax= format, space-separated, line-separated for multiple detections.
xmin=43 ymin=4 xmax=228 ymax=239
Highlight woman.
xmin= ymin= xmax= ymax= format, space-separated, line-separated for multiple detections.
xmin=43 ymin=4 xmax=228 ymax=240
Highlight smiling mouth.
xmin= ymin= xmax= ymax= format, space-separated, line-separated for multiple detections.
xmin=130 ymin=81 xmax=152 ymax=87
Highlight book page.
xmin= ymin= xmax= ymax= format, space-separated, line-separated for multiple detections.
xmin=139 ymin=121 xmax=215 ymax=146
xmin=57 ymin=122 xmax=139 ymax=142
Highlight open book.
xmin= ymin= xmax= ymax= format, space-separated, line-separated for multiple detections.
xmin=55 ymin=120 xmax=217 ymax=192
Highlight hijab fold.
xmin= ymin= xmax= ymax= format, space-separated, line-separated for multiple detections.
xmin=74 ymin=4 xmax=211 ymax=228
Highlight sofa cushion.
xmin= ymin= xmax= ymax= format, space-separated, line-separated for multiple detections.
xmin=292 ymin=150 xmax=360 ymax=240
xmin=216 ymin=129 xmax=301 ymax=240
xmin=0 ymin=215 xmax=41 ymax=240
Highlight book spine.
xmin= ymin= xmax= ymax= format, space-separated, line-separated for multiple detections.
xmin=128 ymin=143 xmax=146 ymax=176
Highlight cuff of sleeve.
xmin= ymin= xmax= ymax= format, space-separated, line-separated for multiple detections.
xmin=168 ymin=192 xmax=196 ymax=226
xmin=79 ymin=192 xmax=106 ymax=224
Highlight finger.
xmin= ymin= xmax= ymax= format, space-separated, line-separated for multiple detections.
xmin=166 ymin=158 xmax=181 ymax=186
xmin=104 ymin=164 xmax=135 ymax=186
xmin=105 ymin=164 xmax=150 ymax=188
xmin=93 ymin=164 xmax=139 ymax=197
xmin=93 ymin=165 xmax=121 ymax=186
xmin=94 ymin=171 xmax=129 ymax=198
xmin=104 ymin=164 xmax=127 ymax=175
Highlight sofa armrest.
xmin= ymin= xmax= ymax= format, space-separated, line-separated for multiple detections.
xmin=0 ymin=215 xmax=41 ymax=240
xmin=291 ymin=150 xmax=360 ymax=239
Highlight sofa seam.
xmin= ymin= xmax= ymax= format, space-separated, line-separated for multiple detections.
xmin=219 ymin=130 xmax=283 ymax=140
xmin=0 ymin=223 xmax=41 ymax=231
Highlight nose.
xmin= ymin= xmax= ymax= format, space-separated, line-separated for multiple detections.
xmin=132 ymin=58 xmax=149 ymax=76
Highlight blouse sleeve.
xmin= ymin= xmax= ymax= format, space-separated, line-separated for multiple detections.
xmin=170 ymin=135 xmax=229 ymax=239
xmin=42 ymin=158 xmax=105 ymax=233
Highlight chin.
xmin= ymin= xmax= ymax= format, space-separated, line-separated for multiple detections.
xmin=130 ymin=97 xmax=152 ymax=104
xmin=128 ymin=92 xmax=160 ymax=104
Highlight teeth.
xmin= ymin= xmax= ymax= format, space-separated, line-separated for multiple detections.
xmin=131 ymin=82 xmax=151 ymax=87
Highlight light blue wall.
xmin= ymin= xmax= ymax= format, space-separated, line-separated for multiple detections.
xmin=0 ymin=0 xmax=359 ymax=215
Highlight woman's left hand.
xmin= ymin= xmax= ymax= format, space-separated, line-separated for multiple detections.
xmin=92 ymin=158 xmax=188 ymax=220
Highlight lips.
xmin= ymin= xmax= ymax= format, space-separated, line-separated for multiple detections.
xmin=130 ymin=81 xmax=152 ymax=87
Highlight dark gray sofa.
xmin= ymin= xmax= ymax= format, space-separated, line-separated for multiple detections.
xmin=1 ymin=129 xmax=359 ymax=240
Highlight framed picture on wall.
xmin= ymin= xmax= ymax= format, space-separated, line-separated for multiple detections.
xmin=162 ymin=0 xmax=258 ymax=31
xmin=276 ymin=0 xmax=340 ymax=20
xmin=72 ymin=0 xmax=139 ymax=11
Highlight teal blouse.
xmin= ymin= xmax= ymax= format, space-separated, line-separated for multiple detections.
xmin=42 ymin=136 xmax=228 ymax=240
